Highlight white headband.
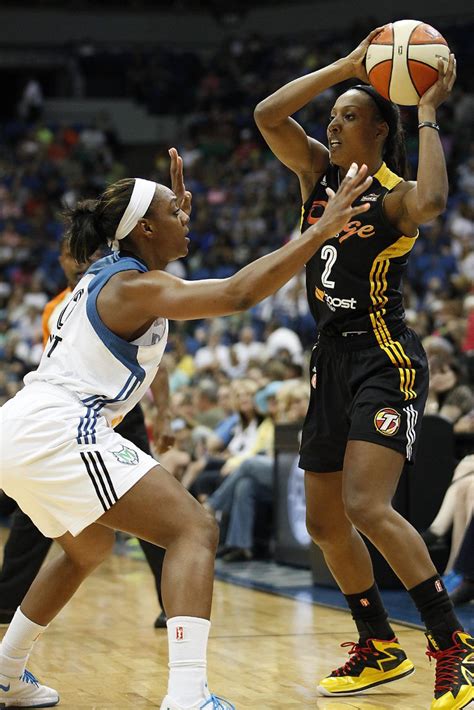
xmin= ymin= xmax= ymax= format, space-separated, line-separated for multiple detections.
xmin=108 ymin=178 xmax=156 ymax=251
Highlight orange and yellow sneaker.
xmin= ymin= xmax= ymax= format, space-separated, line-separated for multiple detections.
xmin=427 ymin=631 xmax=474 ymax=710
xmin=317 ymin=637 xmax=415 ymax=696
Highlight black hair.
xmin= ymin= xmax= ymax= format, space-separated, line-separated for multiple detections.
xmin=65 ymin=178 xmax=156 ymax=263
xmin=351 ymin=84 xmax=409 ymax=180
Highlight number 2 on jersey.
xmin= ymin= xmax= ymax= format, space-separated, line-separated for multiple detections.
xmin=321 ymin=244 xmax=337 ymax=289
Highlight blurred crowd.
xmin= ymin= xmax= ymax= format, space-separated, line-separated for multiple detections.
xmin=1 ymin=24 xmax=473 ymax=451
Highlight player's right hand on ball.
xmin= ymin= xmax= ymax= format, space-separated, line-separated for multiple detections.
xmin=345 ymin=26 xmax=385 ymax=81
xmin=311 ymin=162 xmax=373 ymax=240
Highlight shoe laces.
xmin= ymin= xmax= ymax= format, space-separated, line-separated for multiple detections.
xmin=20 ymin=670 xmax=39 ymax=687
xmin=426 ymin=640 xmax=466 ymax=693
xmin=332 ymin=641 xmax=377 ymax=676
xmin=200 ymin=694 xmax=235 ymax=710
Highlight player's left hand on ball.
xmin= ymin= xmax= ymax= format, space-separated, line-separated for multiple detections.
xmin=169 ymin=147 xmax=193 ymax=216
xmin=419 ymin=53 xmax=456 ymax=109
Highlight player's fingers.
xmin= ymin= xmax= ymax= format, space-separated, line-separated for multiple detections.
xmin=168 ymin=146 xmax=177 ymax=165
xmin=443 ymin=67 xmax=453 ymax=89
xmin=325 ymin=187 xmax=336 ymax=200
xmin=437 ymin=57 xmax=447 ymax=81
xmin=352 ymin=163 xmax=369 ymax=186
xmin=348 ymin=175 xmax=373 ymax=203
xmin=341 ymin=163 xmax=369 ymax=191
xmin=446 ymin=55 xmax=456 ymax=88
xmin=168 ymin=148 xmax=178 ymax=183
xmin=367 ymin=26 xmax=385 ymax=41
xmin=340 ymin=162 xmax=359 ymax=186
xmin=182 ymin=191 xmax=193 ymax=213
xmin=176 ymin=157 xmax=184 ymax=186
xmin=350 ymin=202 xmax=372 ymax=217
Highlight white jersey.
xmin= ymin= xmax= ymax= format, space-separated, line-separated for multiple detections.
xmin=25 ymin=253 xmax=168 ymax=431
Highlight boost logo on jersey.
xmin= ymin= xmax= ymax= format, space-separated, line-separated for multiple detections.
xmin=374 ymin=408 xmax=401 ymax=436
xmin=315 ymin=287 xmax=357 ymax=311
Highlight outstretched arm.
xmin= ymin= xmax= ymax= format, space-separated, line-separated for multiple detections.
xmin=99 ymin=164 xmax=373 ymax=333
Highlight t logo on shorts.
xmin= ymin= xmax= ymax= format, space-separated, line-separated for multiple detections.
xmin=374 ymin=408 xmax=401 ymax=436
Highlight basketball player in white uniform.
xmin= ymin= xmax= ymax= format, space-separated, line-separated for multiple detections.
xmin=0 ymin=149 xmax=373 ymax=709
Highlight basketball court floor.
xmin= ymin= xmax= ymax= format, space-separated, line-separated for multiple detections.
xmin=0 ymin=530 xmax=473 ymax=709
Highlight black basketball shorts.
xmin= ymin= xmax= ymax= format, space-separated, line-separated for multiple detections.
xmin=299 ymin=327 xmax=429 ymax=473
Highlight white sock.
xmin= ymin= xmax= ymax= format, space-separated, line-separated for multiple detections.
xmin=0 ymin=608 xmax=47 ymax=680
xmin=167 ymin=616 xmax=210 ymax=707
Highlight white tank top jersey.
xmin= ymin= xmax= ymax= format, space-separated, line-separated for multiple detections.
xmin=25 ymin=253 xmax=168 ymax=432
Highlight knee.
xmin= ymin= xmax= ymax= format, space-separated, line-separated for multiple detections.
xmin=306 ymin=513 xmax=350 ymax=549
xmin=238 ymin=459 xmax=253 ymax=476
xmin=344 ymin=495 xmax=386 ymax=535
xmin=234 ymin=477 xmax=254 ymax=501
xmin=194 ymin=507 xmax=219 ymax=552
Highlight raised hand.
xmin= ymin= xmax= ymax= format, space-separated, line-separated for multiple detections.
xmin=168 ymin=147 xmax=192 ymax=216
xmin=344 ymin=26 xmax=386 ymax=82
xmin=419 ymin=53 xmax=456 ymax=110
xmin=311 ymin=163 xmax=373 ymax=240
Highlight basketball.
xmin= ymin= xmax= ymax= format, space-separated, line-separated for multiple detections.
xmin=365 ymin=20 xmax=450 ymax=106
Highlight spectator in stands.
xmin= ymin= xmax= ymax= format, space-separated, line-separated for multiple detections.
xmin=227 ymin=325 xmax=265 ymax=377
xmin=449 ymin=516 xmax=474 ymax=606
xmin=424 ymin=335 xmax=474 ymax=423
xmin=193 ymin=378 xmax=225 ymax=429
xmin=206 ymin=379 xmax=310 ymax=561
xmin=422 ymin=454 xmax=474 ymax=572
xmin=187 ymin=379 xmax=262 ymax=498
xmin=194 ymin=330 xmax=232 ymax=374
xmin=212 ymin=383 xmax=240 ymax=448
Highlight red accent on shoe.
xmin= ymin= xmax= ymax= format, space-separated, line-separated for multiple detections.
xmin=426 ymin=632 xmax=467 ymax=693
xmin=331 ymin=638 xmax=398 ymax=677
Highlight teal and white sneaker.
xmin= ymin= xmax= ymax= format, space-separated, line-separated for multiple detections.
xmin=0 ymin=669 xmax=59 ymax=707
xmin=160 ymin=693 xmax=235 ymax=710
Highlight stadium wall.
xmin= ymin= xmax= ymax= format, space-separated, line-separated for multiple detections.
xmin=0 ymin=2 xmax=471 ymax=47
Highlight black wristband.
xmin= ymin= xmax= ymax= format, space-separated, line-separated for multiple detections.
xmin=418 ymin=121 xmax=440 ymax=131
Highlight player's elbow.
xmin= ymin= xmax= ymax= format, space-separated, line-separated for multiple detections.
xmin=254 ymin=101 xmax=276 ymax=129
xmin=418 ymin=194 xmax=447 ymax=222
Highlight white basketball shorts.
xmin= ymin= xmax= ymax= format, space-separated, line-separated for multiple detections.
xmin=0 ymin=382 xmax=158 ymax=538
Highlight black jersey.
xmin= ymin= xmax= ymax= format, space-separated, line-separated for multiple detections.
xmin=302 ymin=162 xmax=417 ymax=338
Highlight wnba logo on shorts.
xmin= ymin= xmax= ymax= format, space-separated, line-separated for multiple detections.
xmin=374 ymin=408 xmax=401 ymax=436
xmin=176 ymin=626 xmax=185 ymax=641
xmin=360 ymin=598 xmax=370 ymax=607
xmin=435 ymin=580 xmax=443 ymax=593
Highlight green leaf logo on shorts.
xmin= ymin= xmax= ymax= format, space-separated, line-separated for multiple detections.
xmin=111 ymin=445 xmax=139 ymax=465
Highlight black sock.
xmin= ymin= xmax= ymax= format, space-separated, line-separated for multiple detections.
xmin=408 ymin=574 xmax=463 ymax=650
xmin=344 ymin=583 xmax=395 ymax=644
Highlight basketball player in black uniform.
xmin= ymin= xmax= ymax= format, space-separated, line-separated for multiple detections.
xmin=255 ymin=26 xmax=474 ymax=710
